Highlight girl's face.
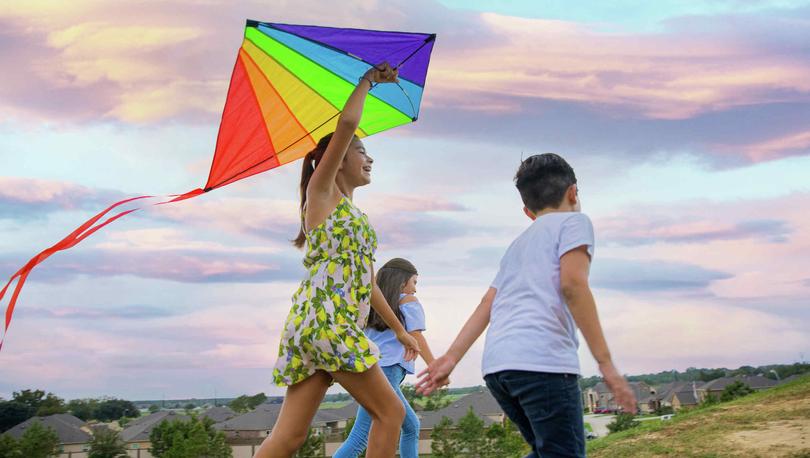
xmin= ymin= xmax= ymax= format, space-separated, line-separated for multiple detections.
xmin=402 ymin=274 xmax=418 ymax=295
xmin=341 ymin=139 xmax=374 ymax=187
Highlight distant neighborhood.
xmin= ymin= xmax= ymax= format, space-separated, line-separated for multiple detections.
xmin=2 ymin=366 xmax=808 ymax=457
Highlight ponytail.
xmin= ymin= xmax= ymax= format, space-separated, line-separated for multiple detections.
xmin=293 ymin=133 xmax=334 ymax=248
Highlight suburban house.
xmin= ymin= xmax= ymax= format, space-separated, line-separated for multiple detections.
xmin=655 ymin=381 xmax=702 ymax=411
xmin=417 ymin=389 xmax=505 ymax=456
xmin=696 ymin=375 xmax=777 ymax=402
xmin=4 ymin=413 xmax=92 ymax=458
xmin=779 ymin=373 xmax=809 ymax=384
xmin=200 ymin=405 xmax=237 ymax=423
xmin=120 ymin=410 xmax=190 ymax=458
xmin=585 ymin=381 xmax=657 ymax=413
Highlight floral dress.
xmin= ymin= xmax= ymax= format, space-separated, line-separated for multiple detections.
xmin=272 ymin=196 xmax=381 ymax=386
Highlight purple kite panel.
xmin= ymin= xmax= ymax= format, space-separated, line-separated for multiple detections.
xmin=268 ymin=22 xmax=435 ymax=86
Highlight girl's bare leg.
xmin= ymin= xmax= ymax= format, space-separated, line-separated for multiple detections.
xmin=332 ymin=365 xmax=406 ymax=458
xmin=253 ymin=371 xmax=331 ymax=458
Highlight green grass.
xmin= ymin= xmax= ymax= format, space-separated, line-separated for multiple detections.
xmin=587 ymin=375 xmax=810 ymax=457
xmin=585 ymin=422 xmax=593 ymax=432
xmin=318 ymin=401 xmax=351 ymax=409
xmin=412 ymin=393 xmax=467 ymax=409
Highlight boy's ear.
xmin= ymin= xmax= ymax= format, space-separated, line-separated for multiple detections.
xmin=523 ymin=206 xmax=537 ymax=220
xmin=567 ymin=184 xmax=579 ymax=205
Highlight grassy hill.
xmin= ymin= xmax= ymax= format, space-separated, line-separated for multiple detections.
xmin=588 ymin=375 xmax=810 ymax=457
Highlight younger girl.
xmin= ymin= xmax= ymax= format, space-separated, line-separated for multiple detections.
xmin=334 ymin=258 xmax=435 ymax=458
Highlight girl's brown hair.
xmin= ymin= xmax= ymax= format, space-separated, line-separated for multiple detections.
xmin=293 ymin=134 xmax=333 ymax=248
xmin=366 ymin=258 xmax=418 ymax=332
xmin=292 ymin=133 xmax=362 ymax=248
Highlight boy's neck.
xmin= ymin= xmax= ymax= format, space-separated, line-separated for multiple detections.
xmin=527 ymin=204 xmax=576 ymax=220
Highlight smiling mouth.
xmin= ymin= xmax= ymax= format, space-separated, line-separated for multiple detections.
xmin=362 ymin=166 xmax=372 ymax=173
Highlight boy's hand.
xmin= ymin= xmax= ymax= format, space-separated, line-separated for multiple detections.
xmin=600 ymin=361 xmax=637 ymax=413
xmin=397 ymin=330 xmax=420 ymax=362
xmin=415 ymin=354 xmax=455 ymax=395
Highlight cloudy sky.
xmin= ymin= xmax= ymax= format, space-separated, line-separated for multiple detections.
xmin=1 ymin=0 xmax=809 ymax=401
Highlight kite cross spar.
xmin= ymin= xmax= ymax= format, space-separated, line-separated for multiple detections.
xmin=0 ymin=20 xmax=436 ymax=350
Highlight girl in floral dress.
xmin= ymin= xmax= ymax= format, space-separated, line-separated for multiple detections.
xmin=255 ymin=63 xmax=420 ymax=458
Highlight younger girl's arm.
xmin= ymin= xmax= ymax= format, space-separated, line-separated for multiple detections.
xmin=411 ymin=331 xmax=435 ymax=365
xmin=370 ymin=268 xmax=420 ymax=361
xmin=399 ymin=295 xmax=435 ymax=365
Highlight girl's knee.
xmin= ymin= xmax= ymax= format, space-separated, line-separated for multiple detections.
xmin=391 ymin=401 xmax=406 ymax=422
xmin=372 ymin=401 xmax=405 ymax=425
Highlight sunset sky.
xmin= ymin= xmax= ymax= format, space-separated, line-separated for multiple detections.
xmin=1 ymin=0 xmax=809 ymax=401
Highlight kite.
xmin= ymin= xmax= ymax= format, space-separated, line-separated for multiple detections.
xmin=0 ymin=20 xmax=436 ymax=350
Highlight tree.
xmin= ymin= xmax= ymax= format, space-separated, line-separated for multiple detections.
xmin=400 ymin=384 xmax=417 ymax=404
xmin=294 ymin=429 xmax=323 ymax=457
xmin=430 ymin=416 xmax=461 ymax=458
xmin=95 ymin=400 xmax=138 ymax=422
xmin=17 ymin=422 xmax=60 ymax=458
xmin=0 ymin=433 xmax=21 ymax=457
xmin=149 ymin=416 xmax=231 ymax=458
xmin=720 ymin=381 xmax=754 ymax=402
xmin=423 ymin=388 xmax=450 ymax=411
xmin=430 ymin=413 xmax=526 ymax=458
xmin=88 ymin=428 xmax=128 ymax=458
xmin=654 ymin=405 xmax=674 ymax=416
xmin=149 ymin=404 xmax=161 ymax=414
xmin=455 ymin=408 xmax=488 ymax=457
xmin=11 ymin=390 xmax=46 ymax=412
xmin=228 ymin=393 xmax=267 ymax=413
xmin=0 ymin=401 xmax=35 ymax=433
xmin=35 ymin=394 xmax=66 ymax=417
xmin=606 ymin=413 xmax=640 ymax=434
xmin=67 ymin=399 xmax=99 ymax=422
xmin=486 ymin=420 xmax=528 ymax=457
xmin=699 ymin=394 xmax=719 ymax=408
xmin=342 ymin=417 xmax=355 ymax=440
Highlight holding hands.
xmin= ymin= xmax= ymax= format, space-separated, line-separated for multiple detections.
xmin=415 ymin=354 xmax=454 ymax=395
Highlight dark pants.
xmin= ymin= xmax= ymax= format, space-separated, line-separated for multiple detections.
xmin=484 ymin=370 xmax=586 ymax=458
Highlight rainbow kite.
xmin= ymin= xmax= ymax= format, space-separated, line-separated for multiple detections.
xmin=0 ymin=20 xmax=436 ymax=350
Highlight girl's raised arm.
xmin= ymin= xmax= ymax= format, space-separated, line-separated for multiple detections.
xmin=307 ymin=63 xmax=398 ymax=201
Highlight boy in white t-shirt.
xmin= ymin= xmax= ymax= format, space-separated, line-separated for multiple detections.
xmin=416 ymin=153 xmax=636 ymax=457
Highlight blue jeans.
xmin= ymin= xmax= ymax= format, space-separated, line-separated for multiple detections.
xmin=333 ymin=364 xmax=420 ymax=458
xmin=484 ymin=370 xmax=585 ymax=458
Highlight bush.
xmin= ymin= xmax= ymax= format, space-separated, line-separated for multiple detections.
xmin=720 ymin=381 xmax=754 ymax=402
xmin=606 ymin=413 xmax=640 ymax=434
xmin=149 ymin=416 xmax=231 ymax=458
xmin=654 ymin=405 xmax=674 ymax=416
xmin=88 ymin=428 xmax=128 ymax=458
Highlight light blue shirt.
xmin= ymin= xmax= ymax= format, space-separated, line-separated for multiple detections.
xmin=483 ymin=212 xmax=595 ymax=377
xmin=365 ymin=296 xmax=426 ymax=374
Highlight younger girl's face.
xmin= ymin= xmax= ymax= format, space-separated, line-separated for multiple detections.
xmin=402 ymin=274 xmax=418 ymax=295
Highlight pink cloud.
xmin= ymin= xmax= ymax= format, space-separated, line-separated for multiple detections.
xmin=2 ymin=1 xmax=806 ymax=126
xmin=595 ymin=192 xmax=810 ymax=301
xmin=0 ymin=176 xmax=123 ymax=216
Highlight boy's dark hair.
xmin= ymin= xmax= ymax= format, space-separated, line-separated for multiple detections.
xmin=514 ymin=153 xmax=577 ymax=212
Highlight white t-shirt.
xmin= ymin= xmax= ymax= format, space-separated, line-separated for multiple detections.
xmin=482 ymin=212 xmax=594 ymax=376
